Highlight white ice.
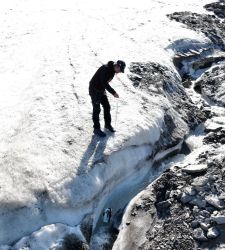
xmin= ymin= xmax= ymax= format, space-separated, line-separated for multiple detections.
xmin=0 ymin=0 xmax=212 ymax=246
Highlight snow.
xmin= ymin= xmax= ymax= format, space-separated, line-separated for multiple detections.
xmin=14 ymin=223 xmax=85 ymax=250
xmin=0 ymin=0 xmax=213 ymax=246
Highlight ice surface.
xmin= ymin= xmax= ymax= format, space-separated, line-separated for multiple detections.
xmin=14 ymin=223 xmax=85 ymax=250
xmin=0 ymin=0 xmax=212 ymax=246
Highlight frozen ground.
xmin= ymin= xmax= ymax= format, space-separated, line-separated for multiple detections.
xmin=0 ymin=0 xmax=213 ymax=247
xmin=113 ymin=109 xmax=225 ymax=250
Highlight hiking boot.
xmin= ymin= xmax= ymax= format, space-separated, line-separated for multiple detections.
xmin=94 ymin=128 xmax=106 ymax=137
xmin=105 ymin=125 xmax=116 ymax=133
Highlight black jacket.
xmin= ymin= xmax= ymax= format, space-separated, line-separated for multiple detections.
xmin=89 ymin=61 xmax=116 ymax=96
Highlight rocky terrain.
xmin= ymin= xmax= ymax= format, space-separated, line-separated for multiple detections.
xmin=195 ymin=65 xmax=225 ymax=107
xmin=1 ymin=1 xmax=225 ymax=249
xmin=112 ymin=1 xmax=225 ymax=249
xmin=167 ymin=1 xmax=225 ymax=50
xmin=113 ymin=141 xmax=225 ymax=249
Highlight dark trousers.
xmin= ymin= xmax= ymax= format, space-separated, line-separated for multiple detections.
xmin=90 ymin=93 xmax=111 ymax=129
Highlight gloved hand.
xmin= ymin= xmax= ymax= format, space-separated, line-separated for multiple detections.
xmin=113 ymin=92 xmax=119 ymax=98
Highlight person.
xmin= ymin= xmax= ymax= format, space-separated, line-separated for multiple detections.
xmin=89 ymin=60 xmax=126 ymax=137
xmin=103 ymin=208 xmax=112 ymax=223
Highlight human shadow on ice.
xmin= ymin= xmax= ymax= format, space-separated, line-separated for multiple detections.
xmin=77 ymin=135 xmax=109 ymax=175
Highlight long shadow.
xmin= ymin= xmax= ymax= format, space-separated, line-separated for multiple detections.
xmin=77 ymin=134 xmax=109 ymax=175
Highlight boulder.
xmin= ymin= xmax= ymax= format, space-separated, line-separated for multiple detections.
xmin=193 ymin=228 xmax=208 ymax=241
xmin=184 ymin=186 xmax=197 ymax=196
xmin=200 ymin=222 xmax=210 ymax=231
xmin=191 ymin=220 xmax=199 ymax=229
xmin=192 ymin=176 xmax=208 ymax=188
xmin=219 ymin=192 xmax=225 ymax=200
xmin=156 ymin=200 xmax=172 ymax=210
xmin=189 ymin=196 xmax=206 ymax=208
xmin=205 ymin=195 xmax=225 ymax=209
xmin=207 ymin=227 xmax=220 ymax=239
xmin=211 ymin=214 xmax=225 ymax=224
xmin=182 ymin=164 xmax=207 ymax=174
xmin=168 ymin=12 xmax=225 ymax=49
xmin=181 ymin=193 xmax=195 ymax=203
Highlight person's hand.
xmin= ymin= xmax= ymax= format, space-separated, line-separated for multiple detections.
xmin=113 ymin=92 xmax=119 ymax=98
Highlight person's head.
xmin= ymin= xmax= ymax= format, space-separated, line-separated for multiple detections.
xmin=114 ymin=60 xmax=126 ymax=73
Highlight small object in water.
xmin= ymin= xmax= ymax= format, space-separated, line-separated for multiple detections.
xmin=103 ymin=208 xmax=112 ymax=223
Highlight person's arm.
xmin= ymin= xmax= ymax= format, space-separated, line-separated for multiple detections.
xmin=105 ymin=82 xmax=116 ymax=95
xmin=98 ymin=66 xmax=108 ymax=91
xmin=99 ymin=66 xmax=118 ymax=96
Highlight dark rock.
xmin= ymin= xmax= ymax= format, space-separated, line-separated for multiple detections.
xmin=204 ymin=128 xmax=225 ymax=144
xmin=191 ymin=220 xmax=199 ymax=229
xmin=128 ymin=61 xmax=206 ymax=130
xmin=206 ymin=206 xmax=215 ymax=213
xmin=156 ymin=200 xmax=172 ymax=209
xmin=200 ymin=222 xmax=210 ymax=231
xmin=184 ymin=186 xmax=197 ymax=196
xmin=192 ymin=206 xmax=200 ymax=217
xmin=180 ymin=193 xmax=195 ymax=204
xmin=199 ymin=210 xmax=211 ymax=218
xmin=165 ymin=190 xmax=171 ymax=199
xmin=219 ymin=192 xmax=225 ymax=200
xmin=194 ymin=80 xmax=202 ymax=94
xmin=168 ymin=11 xmax=225 ymax=49
xmin=192 ymin=176 xmax=209 ymax=189
xmin=180 ymin=141 xmax=191 ymax=155
xmin=128 ymin=74 xmax=142 ymax=86
xmin=182 ymin=164 xmax=208 ymax=174
xmin=193 ymin=228 xmax=208 ymax=241
xmin=205 ymin=1 xmax=225 ymax=19
xmin=189 ymin=196 xmax=207 ymax=208
xmin=195 ymin=65 xmax=225 ymax=107
xmin=202 ymin=107 xmax=212 ymax=119
xmin=205 ymin=195 xmax=225 ymax=209
xmin=211 ymin=214 xmax=225 ymax=224
xmin=205 ymin=125 xmax=223 ymax=133
xmin=183 ymin=79 xmax=192 ymax=88
xmin=207 ymin=227 xmax=220 ymax=239
xmin=62 ymin=234 xmax=89 ymax=250
xmin=131 ymin=212 xmax=137 ymax=217
xmin=136 ymin=204 xmax=142 ymax=210
xmin=192 ymin=56 xmax=225 ymax=70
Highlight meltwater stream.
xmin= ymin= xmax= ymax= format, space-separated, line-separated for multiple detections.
xmin=90 ymin=142 xmax=184 ymax=249
xmin=91 ymin=121 xmax=212 ymax=250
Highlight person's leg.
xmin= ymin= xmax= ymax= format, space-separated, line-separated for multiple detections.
xmin=91 ymin=95 xmax=101 ymax=129
xmin=101 ymin=94 xmax=111 ymax=127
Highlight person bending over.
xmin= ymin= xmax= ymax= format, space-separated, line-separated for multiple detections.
xmin=89 ymin=60 xmax=126 ymax=137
